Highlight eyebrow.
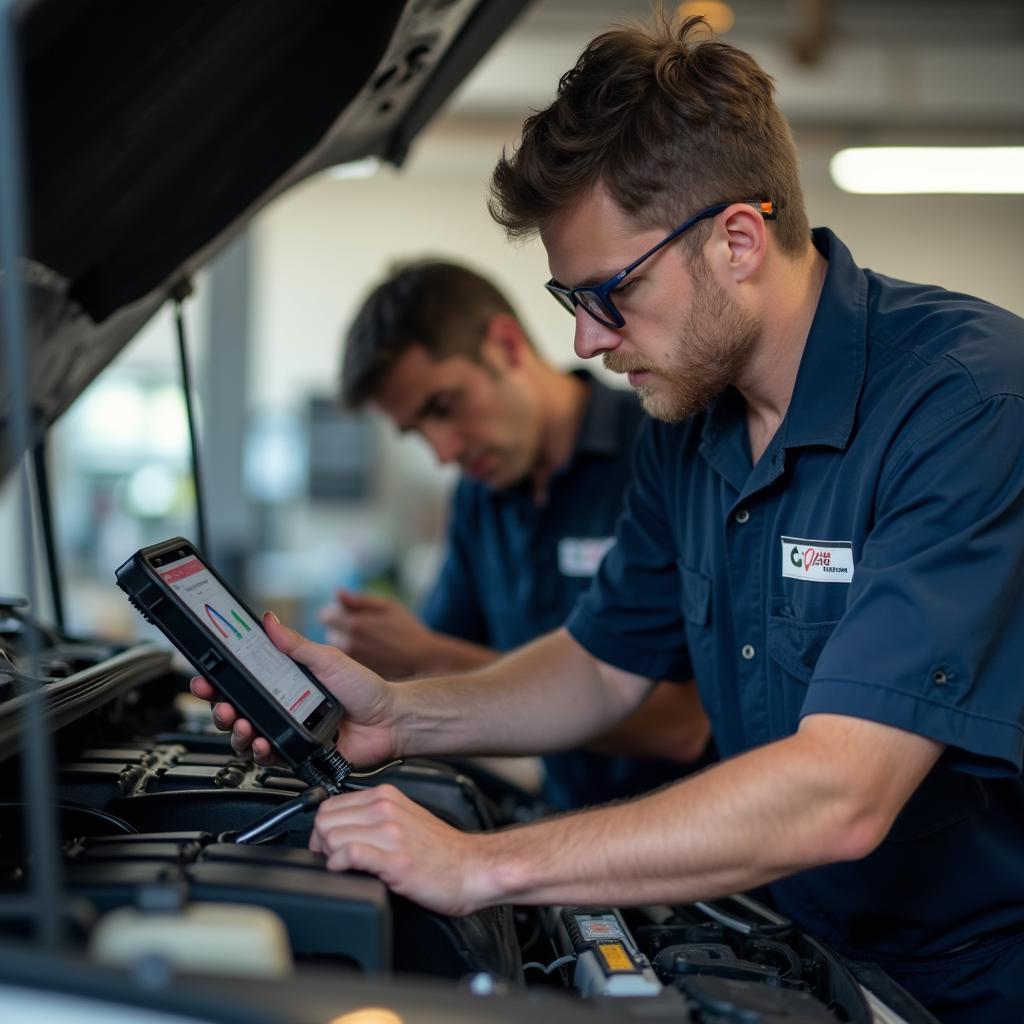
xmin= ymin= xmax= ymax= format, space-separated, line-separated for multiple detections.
xmin=554 ymin=267 xmax=622 ymax=290
xmin=398 ymin=390 xmax=450 ymax=433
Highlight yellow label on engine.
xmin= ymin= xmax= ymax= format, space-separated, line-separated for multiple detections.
xmin=597 ymin=941 xmax=635 ymax=972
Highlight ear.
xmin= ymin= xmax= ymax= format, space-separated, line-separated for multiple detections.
xmin=709 ymin=203 xmax=768 ymax=285
xmin=481 ymin=312 xmax=530 ymax=370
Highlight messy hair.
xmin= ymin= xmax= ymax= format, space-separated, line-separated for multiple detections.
xmin=340 ymin=260 xmax=524 ymax=408
xmin=489 ymin=14 xmax=809 ymax=255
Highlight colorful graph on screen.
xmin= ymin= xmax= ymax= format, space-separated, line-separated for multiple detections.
xmin=158 ymin=553 xmax=323 ymax=724
xmin=204 ymin=603 xmax=246 ymax=639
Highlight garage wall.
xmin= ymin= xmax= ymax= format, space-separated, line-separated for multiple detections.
xmin=250 ymin=119 xmax=1024 ymax=412
xmin=247 ymin=118 xmax=1024 ymax=580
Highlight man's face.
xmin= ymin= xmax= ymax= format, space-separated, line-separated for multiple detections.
xmin=542 ymin=186 xmax=760 ymax=422
xmin=371 ymin=341 xmax=543 ymax=489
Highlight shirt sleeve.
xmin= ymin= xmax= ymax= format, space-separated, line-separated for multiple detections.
xmin=803 ymin=391 xmax=1024 ymax=776
xmin=418 ymin=482 xmax=490 ymax=646
xmin=567 ymin=420 xmax=693 ymax=680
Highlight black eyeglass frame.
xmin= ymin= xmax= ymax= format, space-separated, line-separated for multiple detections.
xmin=545 ymin=199 xmax=778 ymax=329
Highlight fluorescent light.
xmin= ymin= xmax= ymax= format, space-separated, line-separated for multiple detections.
xmin=327 ymin=157 xmax=382 ymax=181
xmin=830 ymin=147 xmax=1024 ymax=195
xmin=676 ymin=2 xmax=735 ymax=34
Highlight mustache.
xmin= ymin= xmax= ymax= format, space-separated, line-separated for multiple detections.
xmin=602 ymin=351 xmax=656 ymax=375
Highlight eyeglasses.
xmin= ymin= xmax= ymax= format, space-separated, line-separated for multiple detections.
xmin=545 ymin=199 xmax=778 ymax=330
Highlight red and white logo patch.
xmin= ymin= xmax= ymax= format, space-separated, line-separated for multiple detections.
xmin=780 ymin=536 xmax=854 ymax=583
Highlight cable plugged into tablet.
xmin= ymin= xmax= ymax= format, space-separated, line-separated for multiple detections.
xmin=234 ymin=783 xmax=332 ymax=845
xmin=294 ymin=744 xmax=352 ymax=794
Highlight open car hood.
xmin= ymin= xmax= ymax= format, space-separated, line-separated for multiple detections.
xmin=1 ymin=0 xmax=529 ymax=476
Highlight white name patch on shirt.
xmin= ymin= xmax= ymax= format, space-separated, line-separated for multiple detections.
xmin=780 ymin=536 xmax=855 ymax=583
xmin=558 ymin=537 xmax=615 ymax=577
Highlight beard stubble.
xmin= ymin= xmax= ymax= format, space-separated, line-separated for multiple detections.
xmin=603 ymin=256 xmax=761 ymax=422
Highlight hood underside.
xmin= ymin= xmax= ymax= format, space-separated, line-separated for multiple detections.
xmin=1 ymin=0 xmax=528 ymax=476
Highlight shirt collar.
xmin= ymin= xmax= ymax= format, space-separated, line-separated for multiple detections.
xmin=779 ymin=227 xmax=868 ymax=451
xmin=701 ymin=227 xmax=868 ymax=464
xmin=696 ymin=228 xmax=869 ymax=495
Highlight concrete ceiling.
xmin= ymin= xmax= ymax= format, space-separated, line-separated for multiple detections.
xmin=447 ymin=0 xmax=1024 ymax=136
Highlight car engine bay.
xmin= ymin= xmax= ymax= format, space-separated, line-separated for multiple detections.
xmin=0 ymin=600 xmax=937 ymax=1024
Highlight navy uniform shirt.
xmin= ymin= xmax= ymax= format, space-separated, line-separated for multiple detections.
xmin=421 ymin=371 xmax=697 ymax=809
xmin=568 ymin=230 xmax=1024 ymax=964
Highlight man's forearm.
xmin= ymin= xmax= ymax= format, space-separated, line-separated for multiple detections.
xmin=420 ymin=631 xmax=499 ymax=674
xmin=392 ymin=628 xmax=650 ymax=759
xmin=464 ymin=715 xmax=943 ymax=911
xmin=472 ymin=731 xmax=850 ymax=908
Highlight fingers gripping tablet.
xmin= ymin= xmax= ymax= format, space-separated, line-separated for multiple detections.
xmin=115 ymin=536 xmax=351 ymax=792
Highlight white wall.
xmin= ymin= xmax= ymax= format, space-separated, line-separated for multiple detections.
xmin=249 ymin=122 xmax=574 ymax=412
xmin=796 ymin=134 xmax=1024 ymax=311
xmin=251 ymin=119 xmax=1024 ymax=416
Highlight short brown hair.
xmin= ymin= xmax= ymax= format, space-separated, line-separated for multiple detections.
xmin=489 ymin=15 xmax=809 ymax=255
xmin=340 ymin=260 xmax=522 ymax=408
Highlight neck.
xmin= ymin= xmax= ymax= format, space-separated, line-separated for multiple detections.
xmin=529 ymin=367 xmax=590 ymax=503
xmin=738 ymin=242 xmax=828 ymax=463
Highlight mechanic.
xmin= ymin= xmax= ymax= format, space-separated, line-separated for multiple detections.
xmin=195 ymin=16 xmax=1024 ymax=1022
xmin=320 ymin=259 xmax=712 ymax=809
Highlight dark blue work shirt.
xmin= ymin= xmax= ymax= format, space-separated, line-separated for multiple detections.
xmin=421 ymin=371 xmax=697 ymax=810
xmin=568 ymin=230 xmax=1024 ymax=964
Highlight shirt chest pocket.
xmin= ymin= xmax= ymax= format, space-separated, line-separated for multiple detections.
xmin=766 ymin=615 xmax=839 ymax=734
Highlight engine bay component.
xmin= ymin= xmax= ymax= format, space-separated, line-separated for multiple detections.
xmin=554 ymin=907 xmax=662 ymax=997
xmin=89 ymin=901 xmax=294 ymax=977
xmin=0 ymin=622 xmax=942 ymax=1021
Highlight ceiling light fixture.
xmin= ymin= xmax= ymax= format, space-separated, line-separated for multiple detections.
xmin=830 ymin=147 xmax=1024 ymax=195
xmin=676 ymin=2 xmax=735 ymax=35
xmin=327 ymin=157 xmax=383 ymax=181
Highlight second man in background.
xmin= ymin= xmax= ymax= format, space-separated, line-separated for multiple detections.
xmin=320 ymin=260 xmax=712 ymax=810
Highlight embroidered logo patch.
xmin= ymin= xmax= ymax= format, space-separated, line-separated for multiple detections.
xmin=780 ymin=536 xmax=854 ymax=583
xmin=558 ymin=537 xmax=615 ymax=577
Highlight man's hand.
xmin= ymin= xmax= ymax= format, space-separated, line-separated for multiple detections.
xmin=307 ymin=714 xmax=944 ymax=918
xmin=309 ymin=714 xmax=943 ymax=916
xmin=189 ymin=612 xmax=399 ymax=767
xmin=310 ymin=784 xmax=491 ymax=916
xmin=320 ymin=589 xmax=497 ymax=676
xmin=319 ymin=590 xmax=441 ymax=678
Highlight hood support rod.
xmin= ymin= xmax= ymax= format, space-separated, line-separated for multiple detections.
xmin=172 ymin=280 xmax=210 ymax=557
xmin=0 ymin=0 xmax=64 ymax=949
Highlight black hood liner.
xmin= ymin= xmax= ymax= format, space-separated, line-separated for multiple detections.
xmin=1 ymin=0 xmax=531 ymax=480
xmin=23 ymin=0 xmax=404 ymax=324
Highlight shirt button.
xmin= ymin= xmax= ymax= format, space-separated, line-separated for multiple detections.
xmin=734 ymin=509 xmax=750 ymax=524
xmin=741 ymin=643 xmax=756 ymax=660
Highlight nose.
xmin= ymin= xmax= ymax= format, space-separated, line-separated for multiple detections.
xmin=573 ymin=306 xmax=622 ymax=360
xmin=422 ymin=424 xmax=464 ymax=465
